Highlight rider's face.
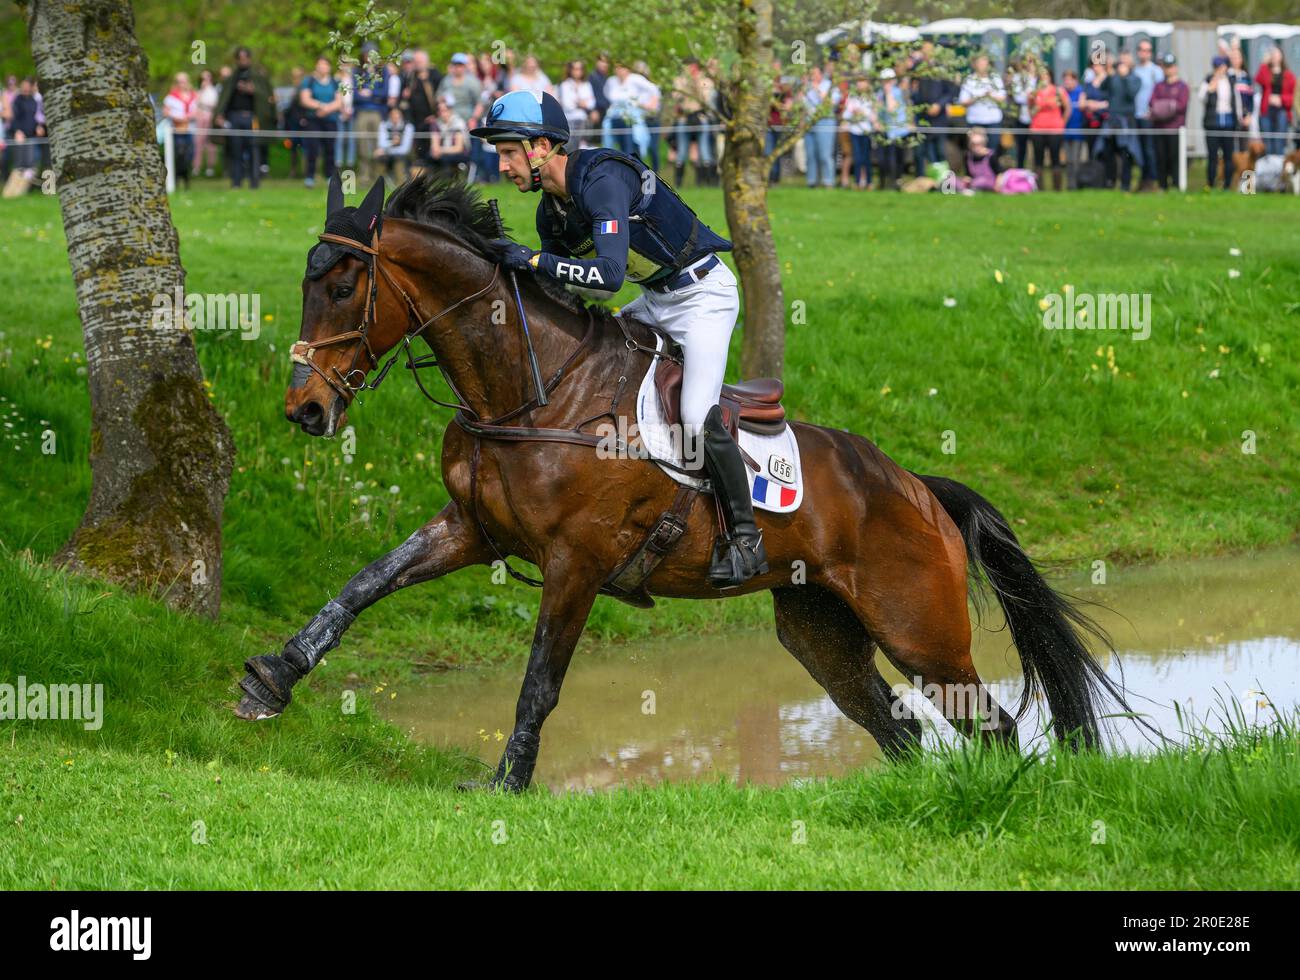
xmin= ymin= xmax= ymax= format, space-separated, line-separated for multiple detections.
xmin=496 ymin=140 xmax=547 ymax=191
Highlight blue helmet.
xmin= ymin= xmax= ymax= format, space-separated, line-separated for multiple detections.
xmin=470 ymin=91 xmax=570 ymax=192
xmin=470 ymin=90 xmax=570 ymax=147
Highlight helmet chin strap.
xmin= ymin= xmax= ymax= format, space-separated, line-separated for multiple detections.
xmin=520 ymin=137 xmax=562 ymax=193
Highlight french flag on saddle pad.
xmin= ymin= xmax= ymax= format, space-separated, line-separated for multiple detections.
xmin=597 ymin=219 xmax=619 ymax=235
xmin=752 ymin=474 xmax=796 ymax=508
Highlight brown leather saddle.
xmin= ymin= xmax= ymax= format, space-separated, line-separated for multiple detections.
xmin=654 ymin=359 xmax=787 ymax=436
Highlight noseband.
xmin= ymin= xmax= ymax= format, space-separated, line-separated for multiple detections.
xmin=290 ymin=230 xmax=500 ymax=404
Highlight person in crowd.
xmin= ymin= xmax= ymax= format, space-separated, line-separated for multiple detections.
xmin=163 ymin=72 xmax=197 ymax=189
xmin=1061 ymin=70 xmax=1090 ymax=189
xmin=1149 ymin=54 xmax=1189 ymax=190
xmin=402 ymin=49 xmax=444 ymax=166
xmin=1028 ymin=64 xmax=1066 ymax=191
xmin=588 ymin=53 xmax=611 ymax=135
xmin=1200 ymin=55 xmax=1243 ymax=189
xmin=192 ymin=69 xmax=219 ymax=177
xmin=1132 ymin=37 xmax=1164 ymax=190
xmin=298 ymin=55 xmax=342 ymax=188
xmin=0 ymin=84 xmax=9 ymax=180
xmin=874 ymin=66 xmax=909 ymax=189
xmin=673 ymin=57 xmax=717 ymax=186
xmin=1227 ymin=45 xmax=1255 ymax=150
xmin=801 ymin=63 xmax=837 ymax=188
xmin=1254 ymin=47 xmax=1295 ymax=154
xmin=381 ymin=59 xmax=402 ymax=112
xmin=764 ymin=60 xmax=792 ymax=184
xmin=8 ymin=77 xmax=43 ymax=179
xmin=909 ymin=40 xmax=952 ymax=172
xmin=509 ymin=54 xmax=553 ymax=97
xmin=428 ymin=97 xmax=470 ymax=177
xmin=280 ymin=66 xmax=306 ymax=179
xmin=631 ymin=60 xmax=663 ymax=171
xmin=352 ymin=44 xmax=388 ymax=183
xmin=558 ymin=60 xmax=596 ymax=148
xmin=470 ymin=53 xmax=504 ymax=183
xmin=841 ymin=74 xmax=875 ymax=190
xmin=603 ymin=59 xmax=648 ymax=158
xmin=835 ymin=71 xmax=854 ymax=188
xmin=962 ymin=125 xmax=1003 ymax=191
xmin=334 ymin=60 xmax=355 ymax=172
xmin=438 ymin=53 xmax=482 ymax=135
xmin=1097 ymin=50 xmax=1142 ymax=191
xmin=374 ymin=105 xmax=414 ymax=182
xmin=1008 ymin=55 xmax=1038 ymax=168
xmin=214 ymin=46 xmax=274 ymax=190
xmin=959 ymin=54 xmax=1006 ymax=152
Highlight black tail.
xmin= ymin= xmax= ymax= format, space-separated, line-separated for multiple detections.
xmin=915 ymin=473 xmax=1136 ymax=750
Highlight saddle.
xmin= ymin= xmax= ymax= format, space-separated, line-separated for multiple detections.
xmin=654 ymin=359 xmax=787 ymax=436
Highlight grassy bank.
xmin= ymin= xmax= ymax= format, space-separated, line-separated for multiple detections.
xmin=0 ymin=184 xmax=1297 ymax=668
xmin=1 ymin=547 xmax=1298 ymax=889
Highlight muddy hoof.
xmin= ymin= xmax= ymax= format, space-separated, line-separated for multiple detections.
xmin=234 ymin=692 xmax=282 ymax=721
xmin=234 ymin=654 xmax=300 ymax=720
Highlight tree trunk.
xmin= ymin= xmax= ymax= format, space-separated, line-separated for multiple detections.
xmin=22 ymin=0 xmax=234 ymax=618
xmin=722 ymin=0 xmax=784 ymax=380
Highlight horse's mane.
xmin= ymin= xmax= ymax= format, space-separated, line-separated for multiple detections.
xmin=383 ymin=172 xmax=614 ymax=325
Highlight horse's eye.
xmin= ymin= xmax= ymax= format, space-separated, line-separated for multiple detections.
xmin=334 ymin=285 xmax=354 ymax=300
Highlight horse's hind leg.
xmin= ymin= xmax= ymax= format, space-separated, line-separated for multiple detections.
xmin=235 ymin=501 xmax=490 ymax=720
xmin=832 ymin=533 xmax=1018 ymax=748
xmin=771 ymin=585 xmax=921 ymax=759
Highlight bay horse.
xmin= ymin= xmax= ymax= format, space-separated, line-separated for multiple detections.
xmin=235 ymin=173 xmax=1135 ymax=791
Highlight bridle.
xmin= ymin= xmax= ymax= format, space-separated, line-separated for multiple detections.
xmin=289 ymin=230 xmax=500 ymax=407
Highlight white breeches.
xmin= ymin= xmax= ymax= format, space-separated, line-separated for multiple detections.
xmin=619 ymin=257 xmax=739 ymax=435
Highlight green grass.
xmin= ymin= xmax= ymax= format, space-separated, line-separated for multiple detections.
xmin=1 ymin=182 xmax=1298 ymax=888
xmin=1 ymin=544 xmax=1295 ymax=888
xmin=1 ymin=183 xmax=1297 ymax=666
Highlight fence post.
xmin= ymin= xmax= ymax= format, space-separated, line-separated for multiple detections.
xmin=1177 ymin=125 xmax=1187 ymax=193
xmin=163 ymin=121 xmax=175 ymax=194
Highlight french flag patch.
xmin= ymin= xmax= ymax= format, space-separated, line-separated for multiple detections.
xmin=753 ymin=475 xmax=796 ymax=508
xmin=597 ymin=219 xmax=619 ymax=235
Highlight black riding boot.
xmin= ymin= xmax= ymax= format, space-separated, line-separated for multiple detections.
xmin=700 ymin=405 xmax=768 ymax=588
xmin=675 ymin=162 xmax=686 ymax=187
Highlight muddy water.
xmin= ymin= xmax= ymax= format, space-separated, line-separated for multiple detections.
xmin=382 ymin=549 xmax=1300 ymax=791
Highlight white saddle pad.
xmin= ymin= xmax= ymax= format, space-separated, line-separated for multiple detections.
xmin=632 ymin=333 xmax=805 ymax=513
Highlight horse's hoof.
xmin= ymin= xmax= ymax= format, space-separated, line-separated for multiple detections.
xmin=234 ymin=654 xmax=300 ymax=721
xmin=233 ymin=693 xmax=282 ymax=721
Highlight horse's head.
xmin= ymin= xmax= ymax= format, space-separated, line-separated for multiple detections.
xmin=286 ymin=176 xmax=406 ymax=437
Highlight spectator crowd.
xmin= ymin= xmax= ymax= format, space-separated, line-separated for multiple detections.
xmin=2 ymin=36 xmax=1296 ymax=196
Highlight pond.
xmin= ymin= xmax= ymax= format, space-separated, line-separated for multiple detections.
xmin=381 ymin=549 xmax=1300 ymax=790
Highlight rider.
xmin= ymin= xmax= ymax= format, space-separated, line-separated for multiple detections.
xmin=471 ymin=90 xmax=767 ymax=589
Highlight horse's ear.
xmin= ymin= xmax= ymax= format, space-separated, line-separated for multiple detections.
xmin=326 ymin=174 xmax=345 ymax=216
xmin=357 ymin=177 xmax=385 ymax=222
xmin=357 ymin=177 xmax=387 ymax=241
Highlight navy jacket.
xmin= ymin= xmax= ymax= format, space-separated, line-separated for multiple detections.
xmin=534 ymin=148 xmax=731 ymax=291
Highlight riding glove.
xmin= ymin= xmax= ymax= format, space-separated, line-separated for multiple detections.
xmin=488 ymin=238 xmax=537 ymax=272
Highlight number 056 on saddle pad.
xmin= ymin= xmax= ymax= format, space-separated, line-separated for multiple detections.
xmin=633 ymin=332 xmax=805 ymax=513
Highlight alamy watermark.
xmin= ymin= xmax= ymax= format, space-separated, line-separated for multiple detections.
xmin=595 ymin=417 xmax=704 ymax=468
xmin=151 ymin=287 xmax=261 ymax=340
xmin=890 ymin=676 xmax=1002 ymax=730
xmin=1 ymin=676 xmax=104 ymax=730
xmin=1041 ymin=287 xmax=1151 ymax=341
xmin=49 ymin=910 xmax=150 ymax=960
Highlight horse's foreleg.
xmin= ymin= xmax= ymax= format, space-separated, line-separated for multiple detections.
xmin=235 ymin=501 xmax=490 ymax=720
xmin=475 ymin=560 xmax=602 ymax=792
